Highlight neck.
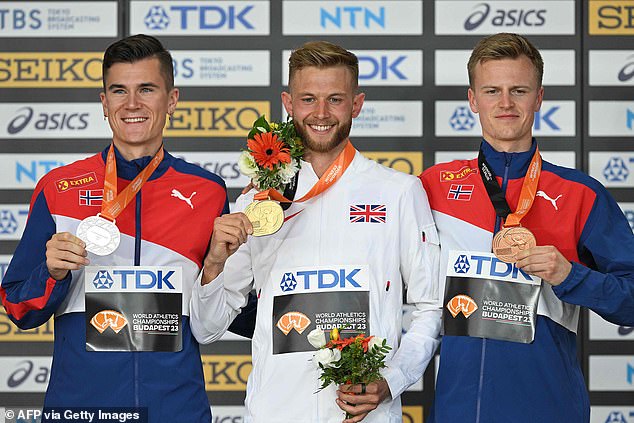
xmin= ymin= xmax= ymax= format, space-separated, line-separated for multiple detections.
xmin=487 ymin=137 xmax=532 ymax=153
xmin=114 ymin=141 xmax=162 ymax=161
xmin=304 ymin=142 xmax=347 ymax=178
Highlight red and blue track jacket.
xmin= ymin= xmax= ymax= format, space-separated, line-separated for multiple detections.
xmin=420 ymin=139 xmax=634 ymax=423
xmin=1 ymin=145 xmax=228 ymax=422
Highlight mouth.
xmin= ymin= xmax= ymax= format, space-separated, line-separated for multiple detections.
xmin=122 ymin=117 xmax=148 ymax=123
xmin=308 ymin=124 xmax=334 ymax=133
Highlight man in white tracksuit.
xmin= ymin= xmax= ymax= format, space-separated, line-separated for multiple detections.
xmin=190 ymin=41 xmax=441 ymax=423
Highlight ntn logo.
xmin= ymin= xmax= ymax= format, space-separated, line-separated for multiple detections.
xmin=321 ymin=6 xmax=385 ymax=28
xmin=16 ymin=160 xmax=65 ymax=183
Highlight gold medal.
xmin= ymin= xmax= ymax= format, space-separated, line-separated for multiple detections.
xmin=244 ymin=200 xmax=284 ymax=236
xmin=492 ymin=226 xmax=536 ymax=263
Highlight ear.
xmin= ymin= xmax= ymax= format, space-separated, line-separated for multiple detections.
xmin=100 ymin=91 xmax=108 ymax=117
xmin=534 ymin=86 xmax=544 ymax=112
xmin=468 ymin=88 xmax=478 ymax=114
xmin=351 ymin=92 xmax=365 ymax=118
xmin=167 ymin=88 xmax=179 ymax=115
xmin=281 ymin=91 xmax=293 ymax=117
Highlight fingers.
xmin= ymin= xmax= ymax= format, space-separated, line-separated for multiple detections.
xmin=46 ymin=232 xmax=89 ymax=280
xmin=515 ymin=246 xmax=572 ymax=286
xmin=241 ymin=181 xmax=255 ymax=195
xmin=203 ymin=213 xmax=254 ymax=279
xmin=336 ymin=383 xmax=381 ymax=422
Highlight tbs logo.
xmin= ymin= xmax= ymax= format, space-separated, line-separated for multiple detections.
xmin=92 ymin=269 xmax=176 ymax=290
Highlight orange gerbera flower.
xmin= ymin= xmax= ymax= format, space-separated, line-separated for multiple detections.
xmin=248 ymin=132 xmax=291 ymax=170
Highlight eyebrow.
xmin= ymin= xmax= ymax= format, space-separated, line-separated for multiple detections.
xmin=107 ymin=82 xmax=161 ymax=91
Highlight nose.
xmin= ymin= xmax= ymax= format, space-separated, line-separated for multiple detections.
xmin=499 ymin=90 xmax=513 ymax=108
xmin=126 ymin=91 xmax=140 ymax=109
xmin=315 ymin=100 xmax=329 ymax=119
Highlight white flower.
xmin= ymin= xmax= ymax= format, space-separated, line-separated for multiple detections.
xmin=368 ymin=337 xmax=385 ymax=352
xmin=238 ymin=151 xmax=258 ymax=178
xmin=307 ymin=328 xmax=327 ymax=349
xmin=278 ymin=159 xmax=299 ymax=185
xmin=312 ymin=347 xmax=341 ymax=369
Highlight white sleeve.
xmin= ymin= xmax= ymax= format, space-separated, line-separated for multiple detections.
xmin=382 ymin=177 xmax=442 ymax=397
xmin=189 ymin=195 xmax=256 ymax=344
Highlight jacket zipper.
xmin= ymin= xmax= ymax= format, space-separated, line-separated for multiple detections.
xmin=476 ymin=152 xmax=512 ymax=423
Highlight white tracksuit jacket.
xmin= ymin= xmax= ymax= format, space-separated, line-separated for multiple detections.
xmin=190 ymin=150 xmax=442 ymax=423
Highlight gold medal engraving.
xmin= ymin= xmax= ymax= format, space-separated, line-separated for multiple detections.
xmin=244 ymin=200 xmax=284 ymax=236
xmin=492 ymin=226 xmax=536 ymax=263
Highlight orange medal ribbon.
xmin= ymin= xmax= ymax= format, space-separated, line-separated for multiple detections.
xmin=503 ymin=147 xmax=542 ymax=228
xmin=253 ymin=140 xmax=356 ymax=203
xmin=100 ymin=144 xmax=164 ymax=222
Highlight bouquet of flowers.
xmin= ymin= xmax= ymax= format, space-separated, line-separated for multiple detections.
xmin=307 ymin=327 xmax=392 ymax=393
xmin=238 ymin=115 xmax=304 ymax=192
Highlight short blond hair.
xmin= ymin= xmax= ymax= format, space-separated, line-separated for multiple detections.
xmin=288 ymin=41 xmax=359 ymax=89
xmin=467 ymin=33 xmax=543 ymax=87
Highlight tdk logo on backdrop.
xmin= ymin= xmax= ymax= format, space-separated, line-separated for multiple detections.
xmin=604 ymin=157 xmax=630 ymax=182
xmin=283 ymin=268 xmax=362 ymax=290
xmin=359 ymin=55 xmax=406 ymax=80
xmin=534 ymin=106 xmax=560 ymax=131
xmin=144 ymin=4 xmax=255 ymax=30
xmin=92 ymin=269 xmax=176 ymax=290
xmin=450 ymin=106 xmax=476 ymax=131
xmin=464 ymin=3 xmax=546 ymax=30
xmin=321 ymin=6 xmax=385 ymax=29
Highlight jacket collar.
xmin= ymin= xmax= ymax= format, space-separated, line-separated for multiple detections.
xmin=480 ymin=138 xmax=538 ymax=180
xmin=100 ymin=144 xmax=172 ymax=181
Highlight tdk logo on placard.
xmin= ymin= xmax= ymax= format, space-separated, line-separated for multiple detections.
xmin=450 ymin=106 xmax=476 ymax=131
xmin=454 ymin=255 xmax=470 ymax=273
xmin=321 ymin=6 xmax=385 ymax=29
xmin=288 ymin=268 xmax=362 ymax=289
xmin=459 ymin=254 xmax=534 ymax=281
xmin=280 ymin=273 xmax=297 ymax=292
xmin=464 ymin=3 xmax=546 ymax=30
xmin=144 ymin=4 xmax=255 ymax=30
xmin=604 ymin=157 xmax=630 ymax=182
xmin=92 ymin=269 xmax=176 ymax=290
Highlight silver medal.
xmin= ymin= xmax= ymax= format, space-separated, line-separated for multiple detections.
xmin=76 ymin=215 xmax=120 ymax=256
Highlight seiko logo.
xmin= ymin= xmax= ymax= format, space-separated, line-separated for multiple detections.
xmin=595 ymin=4 xmax=634 ymax=30
xmin=286 ymin=268 xmax=362 ymax=290
xmin=92 ymin=270 xmax=176 ymax=290
xmin=464 ymin=3 xmax=546 ymax=30
xmin=202 ymin=355 xmax=251 ymax=391
xmin=167 ymin=102 xmax=269 ymax=137
xmin=321 ymin=6 xmax=385 ymax=29
xmin=144 ymin=5 xmax=255 ymax=30
xmin=7 ymin=107 xmax=89 ymax=134
xmin=0 ymin=53 xmax=102 ymax=87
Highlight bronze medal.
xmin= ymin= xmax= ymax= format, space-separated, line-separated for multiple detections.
xmin=244 ymin=200 xmax=284 ymax=236
xmin=492 ymin=226 xmax=536 ymax=263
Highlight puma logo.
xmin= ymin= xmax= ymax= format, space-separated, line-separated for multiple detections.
xmin=536 ymin=190 xmax=562 ymax=211
xmin=171 ymin=189 xmax=196 ymax=209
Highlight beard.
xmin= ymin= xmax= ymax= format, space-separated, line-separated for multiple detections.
xmin=294 ymin=118 xmax=352 ymax=153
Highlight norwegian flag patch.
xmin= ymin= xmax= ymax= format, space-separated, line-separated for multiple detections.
xmin=447 ymin=184 xmax=474 ymax=201
xmin=79 ymin=189 xmax=103 ymax=206
xmin=349 ymin=204 xmax=387 ymax=223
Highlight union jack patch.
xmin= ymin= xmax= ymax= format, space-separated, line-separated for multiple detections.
xmin=447 ymin=184 xmax=474 ymax=201
xmin=79 ymin=189 xmax=103 ymax=206
xmin=349 ymin=204 xmax=387 ymax=223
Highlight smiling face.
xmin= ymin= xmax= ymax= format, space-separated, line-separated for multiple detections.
xmin=468 ymin=55 xmax=543 ymax=153
xmin=100 ymin=57 xmax=178 ymax=160
xmin=281 ymin=65 xmax=364 ymax=156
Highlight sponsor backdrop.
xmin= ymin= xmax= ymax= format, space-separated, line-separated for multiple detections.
xmin=0 ymin=0 xmax=633 ymax=420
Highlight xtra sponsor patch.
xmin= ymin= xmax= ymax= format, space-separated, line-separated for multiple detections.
xmin=440 ymin=166 xmax=478 ymax=182
xmin=56 ymin=172 xmax=98 ymax=192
